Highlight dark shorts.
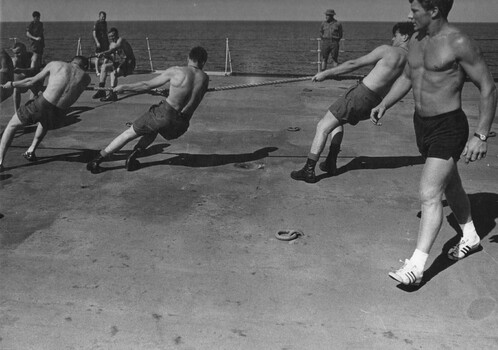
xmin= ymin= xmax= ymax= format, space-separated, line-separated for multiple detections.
xmin=17 ymin=94 xmax=66 ymax=129
xmin=328 ymin=81 xmax=382 ymax=126
xmin=321 ymin=39 xmax=340 ymax=61
xmin=30 ymin=42 xmax=44 ymax=55
xmin=414 ymin=108 xmax=469 ymax=161
xmin=114 ymin=58 xmax=136 ymax=77
xmin=133 ymin=100 xmax=189 ymax=140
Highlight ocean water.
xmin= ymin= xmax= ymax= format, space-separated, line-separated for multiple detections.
xmin=1 ymin=21 xmax=497 ymax=76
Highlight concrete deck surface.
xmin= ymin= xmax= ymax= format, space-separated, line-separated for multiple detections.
xmin=1 ymin=73 xmax=497 ymax=350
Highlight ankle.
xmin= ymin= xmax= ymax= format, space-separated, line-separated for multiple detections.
xmin=460 ymin=220 xmax=479 ymax=242
xmin=410 ymin=249 xmax=428 ymax=270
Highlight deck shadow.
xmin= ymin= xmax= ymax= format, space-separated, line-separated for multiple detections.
xmin=316 ymin=155 xmax=425 ymax=181
xmin=398 ymin=192 xmax=498 ymax=292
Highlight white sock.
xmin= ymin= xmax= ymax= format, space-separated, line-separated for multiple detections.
xmin=410 ymin=249 xmax=429 ymax=270
xmin=460 ymin=221 xmax=480 ymax=243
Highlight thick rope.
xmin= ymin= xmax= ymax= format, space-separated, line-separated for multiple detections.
xmin=85 ymin=75 xmax=314 ymax=95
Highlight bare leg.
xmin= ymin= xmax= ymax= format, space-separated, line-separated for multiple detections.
xmin=444 ymin=166 xmax=471 ymax=225
xmin=26 ymin=123 xmax=47 ymax=154
xmin=416 ymin=157 xmax=457 ymax=254
xmin=0 ymin=113 xmax=24 ymax=167
xmin=103 ymin=127 xmax=141 ymax=156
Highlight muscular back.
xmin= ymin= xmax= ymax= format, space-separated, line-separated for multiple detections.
xmin=166 ymin=66 xmax=209 ymax=118
xmin=363 ymin=45 xmax=409 ymax=97
xmin=407 ymin=25 xmax=469 ymax=116
xmin=42 ymin=61 xmax=91 ymax=109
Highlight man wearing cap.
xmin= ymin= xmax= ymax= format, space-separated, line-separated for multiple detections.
xmin=320 ymin=9 xmax=343 ymax=71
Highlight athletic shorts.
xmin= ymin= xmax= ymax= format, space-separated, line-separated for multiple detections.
xmin=132 ymin=100 xmax=189 ymax=140
xmin=328 ymin=81 xmax=382 ymax=126
xmin=17 ymin=94 xmax=66 ymax=129
xmin=321 ymin=39 xmax=340 ymax=61
xmin=114 ymin=58 xmax=136 ymax=77
xmin=413 ymin=108 xmax=469 ymax=161
xmin=30 ymin=41 xmax=44 ymax=55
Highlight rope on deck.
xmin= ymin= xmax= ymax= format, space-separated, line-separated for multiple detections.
xmin=85 ymin=75 xmax=314 ymax=95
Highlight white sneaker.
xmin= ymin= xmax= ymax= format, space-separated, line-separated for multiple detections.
xmin=447 ymin=237 xmax=481 ymax=261
xmin=389 ymin=259 xmax=423 ymax=286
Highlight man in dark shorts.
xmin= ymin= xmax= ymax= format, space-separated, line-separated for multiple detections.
xmin=92 ymin=11 xmax=109 ymax=75
xmin=291 ymin=22 xmax=414 ymax=183
xmin=92 ymin=27 xmax=136 ymax=102
xmin=11 ymin=42 xmax=43 ymax=110
xmin=26 ymin=11 xmax=44 ymax=68
xmin=0 ymin=48 xmax=14 ymax=103
xmin=371 ymin=0 xmax=497 ymax=286
xmin=0 ymin=56 xmax=91 ymax=170
xmin=87 ymin=47 xmax=209 ymax=174
xmin=320 ymin=9 xmax=343 ymax=70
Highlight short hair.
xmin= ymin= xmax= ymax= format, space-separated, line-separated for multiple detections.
xmin=409 ymin=0 xmax=453 ymax=19
xmin=72 ymin=55 xmax=89 ymax=70
xmin=12 ymin=42 xmax=27 ymax=51
xmin=99 ymin=11 xmax=106 ymax=17
xmin=392 ymin=22 xmax=415 ymax=37
xmin=32 ymin=11 xmax=41 ymax=18
xmin=108 ymin=27 xmax=118 ymax=36
xmin=189 ymin=46 xmax=208 ymax=64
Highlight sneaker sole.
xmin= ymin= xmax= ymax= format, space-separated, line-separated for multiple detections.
xmin=388 ymin=272 xmax=421 ymax=286
xmin=447 ymin=244 xmax=482 ymax=261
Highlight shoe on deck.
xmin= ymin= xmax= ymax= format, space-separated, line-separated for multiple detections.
xmin=100 ymin=92 xmax=117 ymax=102
xmin=22 ymin=151 xmax=37 ymax=162
xmin=125 ymin=149 xmax=141 ymax=171
xmin=92 ymin=90 xmax=106 ymax=99
xmin=319 ymin=160 xmax=336 ymax=174
xmin=86 ymin=160 xmax=103 ymax=174
xmin=389 ymin=259 xmax=423 ymax=286
xmin=447 ymin=237 xmax=481 ymax=261
xmin=290 ymin=167 xmax=316 ymax=183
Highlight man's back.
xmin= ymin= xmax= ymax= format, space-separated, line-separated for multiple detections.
xmin=166 ymin=66 xmax=209 ymax=118
xmin=43 ymin=61 xmax=90 ymax=109
xmin=362 ymin=45 xmax=409 ymax=96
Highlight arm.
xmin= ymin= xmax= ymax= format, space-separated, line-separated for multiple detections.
xmin=338 ymin=23 xmax=343 ymax=40
xmin=456 ymin=35 xmax=497 ymax=163
xmin=370 ymin=64 xmax=412 ymax=125
xmin=92 ymin=28 xmax=100 ymax=48
xmin=313 ymin=45 xmax=388 ymax=81
xmin=114 ymin=69 xmax=174 ymax=93
xmin=3 ymin=63 xmax=50 ymax=89
xmin=26 ymin=24 xmax=40 ymax=41
xmin=98 ymin=38 xmax=123 ymax=57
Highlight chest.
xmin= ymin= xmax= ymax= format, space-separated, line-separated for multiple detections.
xmin=410 ymin=37 xmax=459 ymax=72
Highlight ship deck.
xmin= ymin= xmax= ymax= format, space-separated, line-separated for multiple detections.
xmin=1 ymin=73 xmax=497 ymax=349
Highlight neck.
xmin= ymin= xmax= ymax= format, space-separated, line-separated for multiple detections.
xmin=427 ymin=19 xmax=447 ymax=37
xmin=188 ymin=63 xmax=199 ymax=69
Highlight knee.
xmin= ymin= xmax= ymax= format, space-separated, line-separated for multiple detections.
xmin=419 ymin=185 xmax=443 ymax=206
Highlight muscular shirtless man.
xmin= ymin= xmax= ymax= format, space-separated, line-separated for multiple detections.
xmin=87 ymin=46 xmax=209 ymax=174
xmin=291 ymin=22 xmax=414 ymax=183
xmin=92 ymin=27 xmax=136 ymax=102
xmin=12 ymin=42 xmax=43 ymax=110
xmin=370 ymin=0 xmax=497 ymax=286
xmin=0 ymin=56 xmax=91 ymax=170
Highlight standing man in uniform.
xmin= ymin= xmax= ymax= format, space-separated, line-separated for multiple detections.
xmin=320 ymin=9 xmax=343 ymax=71
xmin=370 ymin=0 xmax=497 ymax=286
xmin=87 ymin=47 xmax=209 ymax=174
xmin=92 ymin=11 xmax=109 ymax=76
xmin=92 ymin=27 xmax=136 ymax=102
xmin=291 ymin=22 xmax=414 ymax=183
xmin=26 ymin=11 xmax=45 ymax=68
xmin=0 ymin=56 xmax=91 ymax=170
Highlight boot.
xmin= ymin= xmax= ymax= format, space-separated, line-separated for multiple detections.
xmin=125 ymin=148 xmax=141 ymax=171
xmin=319 ymin=145 xmax=340 ymax=174
xmin=86 ymin=154 xmax=105 ymax=174
xmin=92 ymin=83 xmax=106 ymax=99
xmin=100 ymin=91 xmax=117 ymax=102
xmin=290 ymin=159 xmax=317 ymax=183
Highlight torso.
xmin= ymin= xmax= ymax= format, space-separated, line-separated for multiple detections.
xmin=408 ymin=25 xmax=465 ymax=117
xmin=42 ymin=61 xmax=90 ymax=109
xmin=166 ymin=66 xmax=209 ymax=118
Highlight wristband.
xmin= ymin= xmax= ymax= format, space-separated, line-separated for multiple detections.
xmin=474 ymin=132 xmax=487 ymax=142
xmin=10 ymin=81 xmax=14 ymax=89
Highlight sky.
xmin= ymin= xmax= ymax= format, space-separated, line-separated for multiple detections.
xmin=1 ymin=0 xmax=497 ymax=23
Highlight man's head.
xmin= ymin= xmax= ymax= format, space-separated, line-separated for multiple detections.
xmin=408 ymin=0 xmax=453 ymax=20
xmin=12 ymin=42 xmax=27 ymax=58
xmin=392 ymin=22 xmax=415 ymax=45
xmin=32 ymin=11 xmax=41 ymax=21
xmin=188 ymin=47 xmax=208 ymax=69
xmin=72 ymin=56 xmax=89 ymax=70
xmin=325 ymin=9 xmax=336 ymax=21
xmin=99 ymin=11 xmax=106 ymax=21
xmin=108 ymin=27 xmax=119 ymax=42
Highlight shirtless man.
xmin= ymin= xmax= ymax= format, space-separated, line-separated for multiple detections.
xmin=12 ymin=42 xmax=43 ymax=110
xmin=92 ymin=27 xmax=136 ymax=102
xmin=0 ymin=56 xmax=91 ymax=170
xmin=86 ymin=46 xmax=209 ymax=174
xmin=291 ymin=22 xmax=414 ymax=183
xmin=0 ymin=49 xmax=14 ymax=103
xmin=370 ymin=0 xmax=497 ymax=286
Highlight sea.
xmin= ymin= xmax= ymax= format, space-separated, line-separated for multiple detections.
xmin=1 ymin=21 xmax=497 ymax=77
